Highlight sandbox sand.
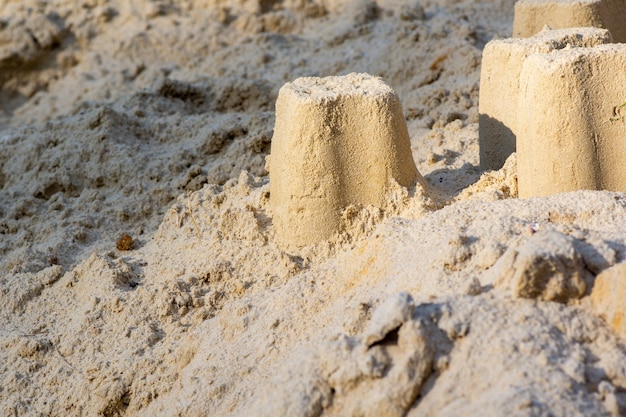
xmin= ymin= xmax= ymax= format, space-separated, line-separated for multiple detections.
xmin=1 ymin=1 xmax=625 ymax=416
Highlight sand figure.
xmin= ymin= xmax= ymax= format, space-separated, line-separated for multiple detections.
xmin=513 ymin=0 xmax=626 ymax=42
xmin=269 ymin=73 xmax=425 ymax=246
xmin=479 ymin=27 xmax=611 ymax=171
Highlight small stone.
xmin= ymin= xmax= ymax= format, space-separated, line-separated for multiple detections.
xmin=116 ymin=233 xmax=134 ymax=251
xmin=465 ymin=277 xmax=482 ymax=296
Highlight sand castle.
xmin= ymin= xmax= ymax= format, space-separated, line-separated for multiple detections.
xmin=479 ymin=27 xmax=612 ymax=171
xmin=269 ymin=73 xmax=423 ymax=246
xmin=517 ymin=44 xmax=626 ymax=197
xmin=480 ymin=0 xmax=626 ymax=197
xmin=513 ymin=0 xmax=626 ymax=42
xmin=480 ymin=22 xmax=626 ymax=197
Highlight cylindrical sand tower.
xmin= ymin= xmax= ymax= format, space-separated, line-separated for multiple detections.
xmin=517 ymin=44 xmax=626 ymax=198
xmin=479 ymin=27 xmax=611 ymax=171
xmin=269 ymin=73 xmax=424 ymax=246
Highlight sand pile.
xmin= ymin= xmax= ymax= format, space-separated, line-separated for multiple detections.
xmin=1 ymin=0 xmax=626 ymax=416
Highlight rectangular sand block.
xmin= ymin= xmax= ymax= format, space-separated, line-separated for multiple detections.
xmin=513 ymin=0 xmax=626 ymax=42
xmin=478 ymin=27 xmax=611 ymax=171
xmin=517 ymin=44 xmax=626 ymax=198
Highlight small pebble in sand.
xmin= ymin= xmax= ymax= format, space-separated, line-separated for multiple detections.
xmin=116 ymin=233 xmax=134 ymax=251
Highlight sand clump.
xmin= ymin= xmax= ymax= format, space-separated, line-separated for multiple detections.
xmin=253 ymin=292 xmax=435 ymax=417
xmin=2 ymin=0 xmax=626 ymax=416
xmin=591 ymin=262 xmax=626 ymax=339
xmin=490 ymin=230 xmax=588 ymax=303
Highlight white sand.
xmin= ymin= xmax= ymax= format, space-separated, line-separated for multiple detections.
xmin=1 ymin=0 xmax=625 ymax=416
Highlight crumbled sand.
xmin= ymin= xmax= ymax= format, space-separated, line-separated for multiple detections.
xmin=1 ymin=1 xmax=626 ymax=416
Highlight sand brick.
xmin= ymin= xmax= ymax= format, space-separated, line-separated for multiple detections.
xmin=513 ymin=0 xmax=626 ymax=42
xmin=591 ymin=262 xmax=626 ymax=338
xmin=517 ymin=44 xmax=626 ymax=198
xmin=269 ymin=73 xmax=422 ymax=246
xmin=478 ymin=27 xmax=611 ymax=171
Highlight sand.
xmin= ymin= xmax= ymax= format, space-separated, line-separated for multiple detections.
xmin=1 ymin=0 xmax=626 ymax=416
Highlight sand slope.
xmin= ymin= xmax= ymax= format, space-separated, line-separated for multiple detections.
xmin=1 ymin=0 xmax=626 ymax=416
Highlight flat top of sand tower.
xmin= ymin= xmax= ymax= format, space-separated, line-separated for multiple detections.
xmin=525 ymin=43 xmax=626 ymax=69
xmin=504 ymin=26 xmax=612 ymax=45
xmin=284 ymin=73 xmax=396 ymax=101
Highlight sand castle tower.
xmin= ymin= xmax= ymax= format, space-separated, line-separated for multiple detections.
xmin=479 ymin=27 xmax=611 ymax=171
xmin=480 ymin=26 xmax=626 ymax=198
xmin=517 ymin=43 xmax=626 ymax=197
xmin=513 ymin=0 xmax=626 ymax=42
xmin=269 ymin=73 xmax=424 ymax=246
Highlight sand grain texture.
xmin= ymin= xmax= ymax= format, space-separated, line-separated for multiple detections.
xmin=2 ymin=0 xmax=626 ymax=416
